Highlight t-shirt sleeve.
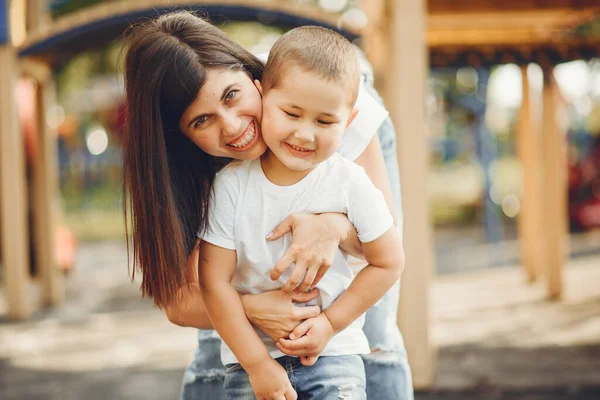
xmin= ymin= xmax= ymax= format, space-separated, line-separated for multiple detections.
xmin=337 ymin=80 xmax=389 ymax=161
xmin=346 ymin=165 xmax=394 ymax=243
xmin=198 ymin=173 xmax=237 ymax=250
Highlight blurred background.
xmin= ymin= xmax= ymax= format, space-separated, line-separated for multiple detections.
xmin=1 ymin=0 xmax=599 ymax=399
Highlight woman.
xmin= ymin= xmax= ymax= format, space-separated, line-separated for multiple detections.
xmin=122 ymin=12 xmax=413 ymax=399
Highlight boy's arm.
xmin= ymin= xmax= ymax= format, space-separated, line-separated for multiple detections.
xmin=278 ymin=166 xmax=404 ymax=357
xmin=199 ymin=242 xmax=296 ymax=398
xmin=324 ymin=227 xmax=404 ymax=332
xmin=277 ymin=228 xmax=404 ymax=358
xmin=197 ymin=241 xmax=272 ymax=370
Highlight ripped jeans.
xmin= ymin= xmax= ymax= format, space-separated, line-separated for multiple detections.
xmin=224 ymin=355 xmax=365 ymax=399
xmin=181 ymin=76 xmax=413 ymax=400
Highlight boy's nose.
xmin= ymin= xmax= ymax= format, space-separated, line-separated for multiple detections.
xmin=293 ymin=128 xmax=314 ymax=143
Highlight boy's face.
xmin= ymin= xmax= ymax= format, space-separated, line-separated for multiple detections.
xmin=260 ymin=66 xmax=354 ymax=172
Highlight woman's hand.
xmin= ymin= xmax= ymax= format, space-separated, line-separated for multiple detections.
xmin=267 ymin=213 xmax=358 ymax=293
xmin=242 ymin=289 xmax=321 ymax=342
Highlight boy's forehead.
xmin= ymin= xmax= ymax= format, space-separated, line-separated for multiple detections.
xmin=270 ymin=66 xmax=355 ymax=107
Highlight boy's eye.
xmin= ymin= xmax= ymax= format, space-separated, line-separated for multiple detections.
xmin=318 ymin=120 xmax=334 ymax=126
xmin=284 ymin=111 xmax=299 ymax=118
xmin=225 ymin=90 xmax=238 ymax=102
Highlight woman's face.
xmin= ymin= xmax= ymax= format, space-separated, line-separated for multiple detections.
xmin=179 ymin=68 xmax=267 ymax=160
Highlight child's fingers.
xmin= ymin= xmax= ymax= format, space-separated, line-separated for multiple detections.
xmin=276 ymin=342 xmax=308 ymax=357
xmin=300 ymin=355 xmax=319 ymax=366
xmin=289 ymin=319 xmax=313 ymax=340
xmin=279 ymin=336 xmax=312 ymax=350
xmin=284 ymin=386 xmax=298 ymax=400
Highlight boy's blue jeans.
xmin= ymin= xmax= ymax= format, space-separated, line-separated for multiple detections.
xmin=224 ymin=355 xmax=366 ymax=400
xmin=180 ymin=76 xmax=413 ymax=400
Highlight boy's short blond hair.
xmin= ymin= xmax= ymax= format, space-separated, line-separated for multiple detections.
xmin=262 ymin=26 xmax=361 ymax=106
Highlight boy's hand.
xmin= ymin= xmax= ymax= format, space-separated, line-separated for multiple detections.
xmin=276 ymin=313 xmax=335 ymax=361
xmin=246 ymin=359 xmax=297 ymax=399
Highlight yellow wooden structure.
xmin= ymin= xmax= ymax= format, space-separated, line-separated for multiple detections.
xmin=1 ymin=0 xmax=599 ymax=389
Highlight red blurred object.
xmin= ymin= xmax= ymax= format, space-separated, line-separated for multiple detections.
xmin=568 ymin=138 xmax=600 ymax=231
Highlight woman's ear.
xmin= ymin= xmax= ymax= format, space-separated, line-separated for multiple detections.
xmin=254 ymin=80 xmax=263 ymax=96
xmin=346 ymin=108 xmax=359 ymax=128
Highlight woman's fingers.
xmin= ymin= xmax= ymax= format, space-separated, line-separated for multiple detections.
xmin=282 ymin=260 xmax=309 ymax=293
xmin=295 ymin=264 xmax=320 ymax=293
xmin=270 ymin=250 xmax=295 ymax=281
xmin=310 ymin=264 xmax=329 ymax=289
xmin=267 ymin=214 xmax=295 ymax=241
xmin=289 ymin=288 xmax=319 ymax=303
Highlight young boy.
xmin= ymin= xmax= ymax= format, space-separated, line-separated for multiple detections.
xmin=198 ymin=26 xmax=405 ymax=400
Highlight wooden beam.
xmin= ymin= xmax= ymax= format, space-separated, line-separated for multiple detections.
xmin=389 ymin=0 xmax=436 ymax=389
xmin=0 ymin=45 xmax=31 ymax=319
xmin=516 ymin=65 xmax=546 ymax=282
xmin=540 ymin=68 xmax=567 ymax=299
xmin=32 ymin=65 xmax=63 ymax=306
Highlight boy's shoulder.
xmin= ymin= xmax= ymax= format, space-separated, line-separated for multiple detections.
xmin=216 ymin=159 xmax=254 ymax=181
xmin=323 ymin=153 xmax=367 ymax=176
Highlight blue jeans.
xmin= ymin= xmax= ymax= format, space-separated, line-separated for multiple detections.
xmin=224 ymin=355 xmax=366 ymax=400
xmin=181 ymin=76 xmax=413 ymax=400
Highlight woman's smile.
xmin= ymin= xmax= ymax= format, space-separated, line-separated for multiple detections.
xmin=226 ymin=120 xmax=260 ymax=151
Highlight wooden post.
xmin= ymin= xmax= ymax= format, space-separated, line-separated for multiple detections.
xmin=540 ymin=67 xmax=567 ymax=299
xmin=24 ymin=59 xmax=64 ymax=306
xmin=516 ymin=65 xmax=546 ymax=282
xmin=0 ymin=45 xmax=32 ymax=319
xmin=388 ymin=0 xmax=436 ymax=389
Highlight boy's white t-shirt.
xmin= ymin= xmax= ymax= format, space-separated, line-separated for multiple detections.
xmin=200 ymin=153 xmax=394 ymax=365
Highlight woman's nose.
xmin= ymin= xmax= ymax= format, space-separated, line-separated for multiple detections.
xmin=221 ymin=113 xmax=240 ymax=137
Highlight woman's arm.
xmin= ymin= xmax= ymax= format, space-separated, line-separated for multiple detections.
xmin=164 ymin=244 xmax=213 ymax=329
xmin=165 ymin=241 xmax=321 ymax=339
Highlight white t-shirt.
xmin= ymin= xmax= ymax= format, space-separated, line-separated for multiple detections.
xmin=201 ymin=153 xmax=394 ymax=365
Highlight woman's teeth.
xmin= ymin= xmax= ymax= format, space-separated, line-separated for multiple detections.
xmin=228 ymin=122 xmax=256 ymax=148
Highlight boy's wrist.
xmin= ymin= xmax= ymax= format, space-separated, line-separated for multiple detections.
xmin=322 ymin=309 xmax=342 ymax=334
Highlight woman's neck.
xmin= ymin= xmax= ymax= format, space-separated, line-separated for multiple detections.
xmin=260 ymin=151 xmax=314 ymax=186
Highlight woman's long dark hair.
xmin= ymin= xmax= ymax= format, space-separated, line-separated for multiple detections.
xmin=122 ymin=12 xmax=264 ymax=308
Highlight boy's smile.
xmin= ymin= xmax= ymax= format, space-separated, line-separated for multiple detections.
xmin=259 ymin=66 xmax=355 ymax=185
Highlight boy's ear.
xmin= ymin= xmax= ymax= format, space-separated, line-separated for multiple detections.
xmin=346 ymin=108 xmax=359 ymax=128
xmin=254 ymin=80 xmax=263 ymax=96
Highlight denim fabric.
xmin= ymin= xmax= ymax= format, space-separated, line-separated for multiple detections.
xmin=224 ymin=355 xmax=366 ymax=400
xmin=181 ymin=76 xmax=413 ymax=400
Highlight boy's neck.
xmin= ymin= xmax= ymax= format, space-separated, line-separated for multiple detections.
xmin=260 ymin=151 xmax=315 ymax=186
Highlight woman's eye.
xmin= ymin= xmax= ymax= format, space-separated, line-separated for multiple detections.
xmin=225 ymin=90 xmax=238 ymax=102
xmin=284 ymin=111 xmax=299 ymax=118
xmin=194 ymin=115 xmax=209 ymax=128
